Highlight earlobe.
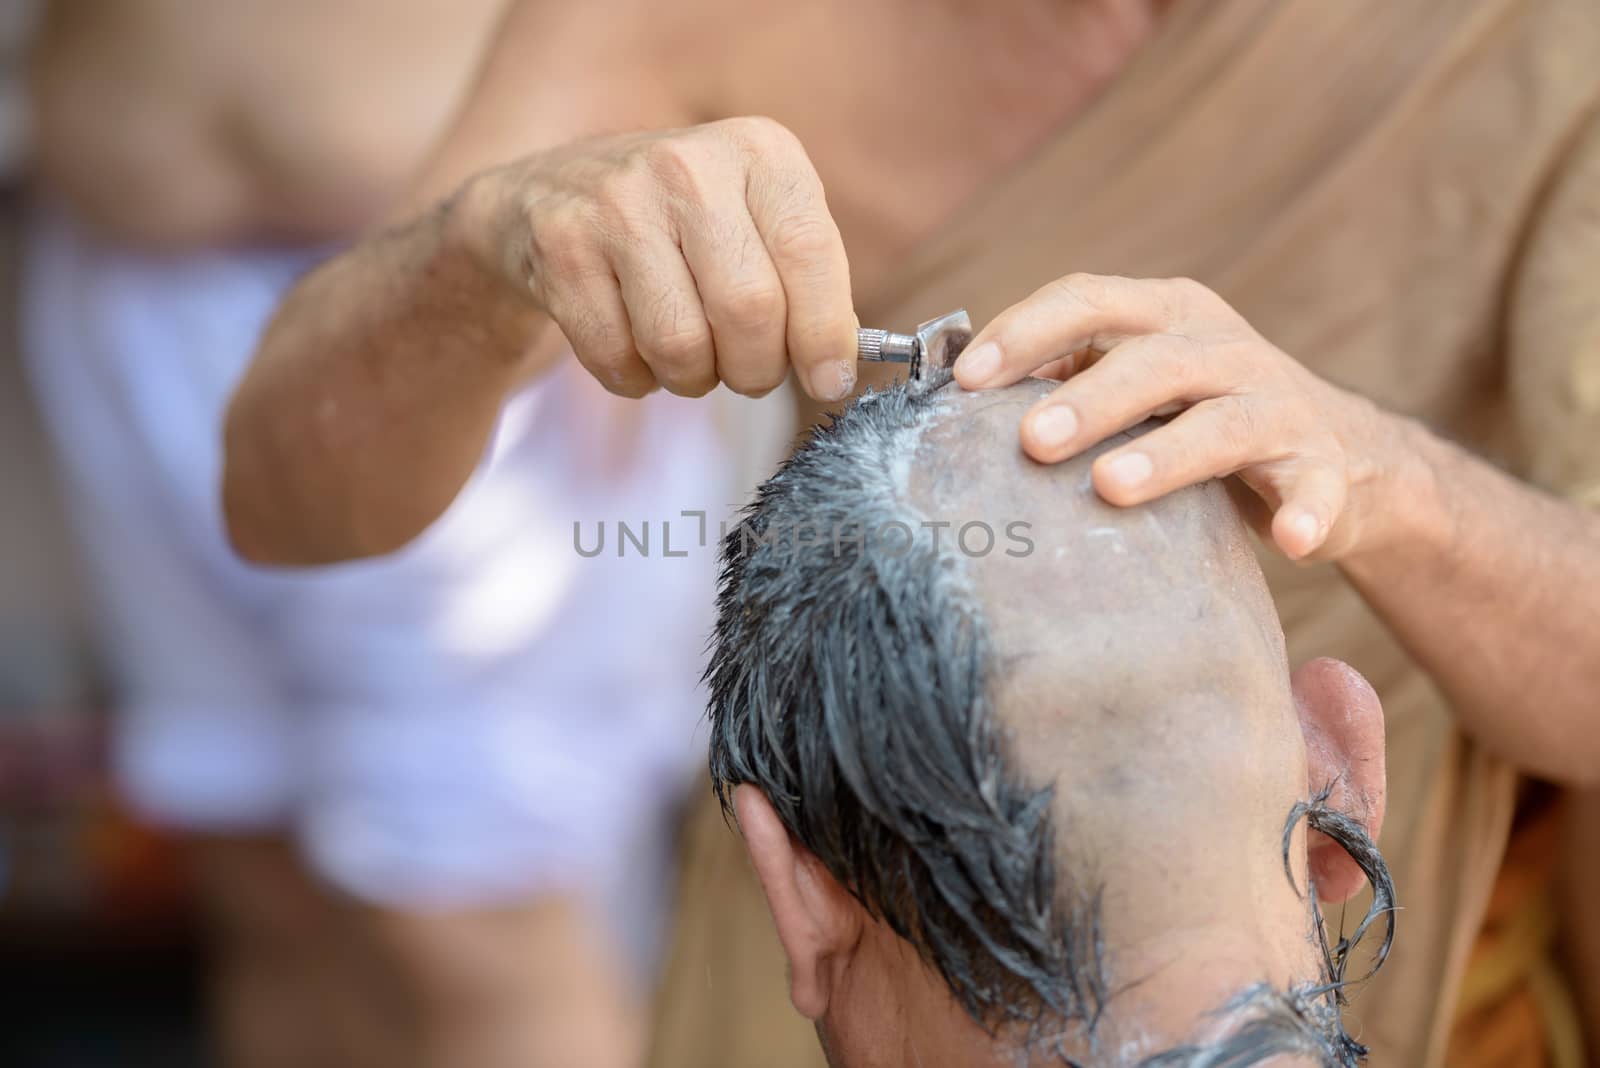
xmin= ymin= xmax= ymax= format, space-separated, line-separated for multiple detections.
xmin=1291 ymin=658 xmax=1387 ymax=902
xmin=733 ymin=784 xmax=859 ymax=1019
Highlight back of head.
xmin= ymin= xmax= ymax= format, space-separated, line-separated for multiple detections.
xmin=708 ymin=375 xmax=1390 ymax=1065
xmin=710 ymin=377 xmax=1071 ymax=1024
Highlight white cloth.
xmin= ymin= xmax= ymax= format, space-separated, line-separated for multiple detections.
xmin=19 ymin=205 xmax=729 ymax=966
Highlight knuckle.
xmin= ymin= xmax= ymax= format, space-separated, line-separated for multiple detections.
xmin=594 ymin=167 xmax=638 ymax=205
xmin=1176 ymin=331 xmax=1209 ymax=364
xmin=1217 ymin=399 xmax=1261 ymax=456
xmin=767 ymin=212 xmax=836 ymax=264
xmin=641 ymin=138 xmax=703 ymax=193
xmin=530 ymin=206 xmax=600 ymax=278
xmin=1161 ymin=333 xmax=1208 ymax=383
xmin=721 ymin=115 xmax=800 ymax=152
xmin=661 ymin=372 xmax=717 ymax=398
xmin=1050 ymin=272 xmax=1106 ymax=310
xmin=568 ymin=321 xmax=634 ymax=376
xmin=1152 ymin=361 xmax=1192 ymax=402
xmin=644 ymin=319 xmax=715 ymax=372
xmin=602 ymin=367 xmax=656 ymax=398
xmin=1166 ymin=276 xmax=1221 ymax=316
xmin=573 ymin=336 xmax=653 ymax=397
xmin=715 ymin=279 xmax=785 ymax=331
xmin=1141 ymin=337 xmax=1196 ymax=392
xmin=552 ymin=291 xmax=626 ymax=354
xmin=648 ymin=339 xmax=719 ymax=395
xmin=593 ymin=172 xmax=655 ymax=234
xmin=720 ymin=362 xmax=787 ymax=398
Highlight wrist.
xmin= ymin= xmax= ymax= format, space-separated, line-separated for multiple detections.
xmin=441 ymin=168 xmax=519 ymax=291
xmin=1340 ymin=408 xmax=1459 ymax=575
xmin=436 ymin=169 xmax=555 ymax=374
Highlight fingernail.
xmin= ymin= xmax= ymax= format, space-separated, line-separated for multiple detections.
xmin=1291 ymin=511 xmax=1320 ymax=548
xmin=1029 ymin=405 xmax=1078 ymax=450
xmin=1104 ymin=451 xmax=1153 ymax=488
xmin=812 ymin=360 xmax=855 ymax=402
xmin=955 ymin=341 xmax=1000 ymax=386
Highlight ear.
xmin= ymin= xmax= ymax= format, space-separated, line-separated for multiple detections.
xmin=732 ymin=784 xmax=862 ymax=1019
xmin=1291 ymin=658 xmax=1386 ymax=903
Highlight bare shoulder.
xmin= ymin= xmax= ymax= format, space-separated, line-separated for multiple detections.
xmin=398 ymin=0 xmax=770 ymax=210
xmin=31 ymin=0 xmax=508 ymax=243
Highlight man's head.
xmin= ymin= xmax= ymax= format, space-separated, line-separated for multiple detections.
xmin=707 ymin=376 xmax=1393 ymax=1066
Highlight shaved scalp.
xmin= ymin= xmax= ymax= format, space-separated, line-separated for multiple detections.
xmin=708 ymin=373 xmax=1103 ymax=1030
xmin=706 ymin=373 xmax=1392 ymax=1064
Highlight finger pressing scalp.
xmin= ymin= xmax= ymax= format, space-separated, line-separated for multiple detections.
xmin=1086 ymin=396 xmax=1265 ymax=507
xmin=1018 ymin=332 xmax=1217 ymax=463
xmin=953 ymin=274 xmax=1190 ymax=392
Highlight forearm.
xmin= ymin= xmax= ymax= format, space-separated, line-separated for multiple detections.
xmin=222 ymin=189 xmax=555 ymax=565
xmin=1340 ymin=416 xmax=1600 ymax=783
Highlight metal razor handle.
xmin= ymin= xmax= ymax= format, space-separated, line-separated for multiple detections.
xmin=857 ymin=328 xmax=921 ymax=364
xmin=856 ymin=310 xmax=972 ymax=390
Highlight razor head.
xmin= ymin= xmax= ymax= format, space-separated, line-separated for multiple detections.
xmin=911 ymin=309 xmax=973 ymax=388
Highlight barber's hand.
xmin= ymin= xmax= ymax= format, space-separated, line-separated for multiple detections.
xmin=460 ymin=117 xmax=858 ymax=401
xmin=953 ymin=274 xmax=1401 ymax=562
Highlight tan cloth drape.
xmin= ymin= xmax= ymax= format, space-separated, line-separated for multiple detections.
xmin=650 ymin=1 xmax=1600 ymax=1064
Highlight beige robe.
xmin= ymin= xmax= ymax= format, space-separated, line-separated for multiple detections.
xmin=650 ymin=0 xmax=1600 ymax=1064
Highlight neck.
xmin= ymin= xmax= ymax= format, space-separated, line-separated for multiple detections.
xmin=1094 ymin=915 xmax=1330 ymax=1060
xmin=850 ymin=894 xmax=1330 ymax=1067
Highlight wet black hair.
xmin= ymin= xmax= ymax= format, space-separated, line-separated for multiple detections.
xmin=706 ymin=376 xmax=1394 ymax=1065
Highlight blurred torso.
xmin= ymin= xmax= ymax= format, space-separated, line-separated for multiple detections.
xmin=30 ymin=0 xmax=1158 ymax=286
xmin=30 ymin=0 xmax=505 ymax=245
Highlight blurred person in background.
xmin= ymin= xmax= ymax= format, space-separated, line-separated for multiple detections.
xmin=22 ymin=3 xmax=737 ymax=1067
xmin=222 ymin=1 xmax=1600 ymax=1067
